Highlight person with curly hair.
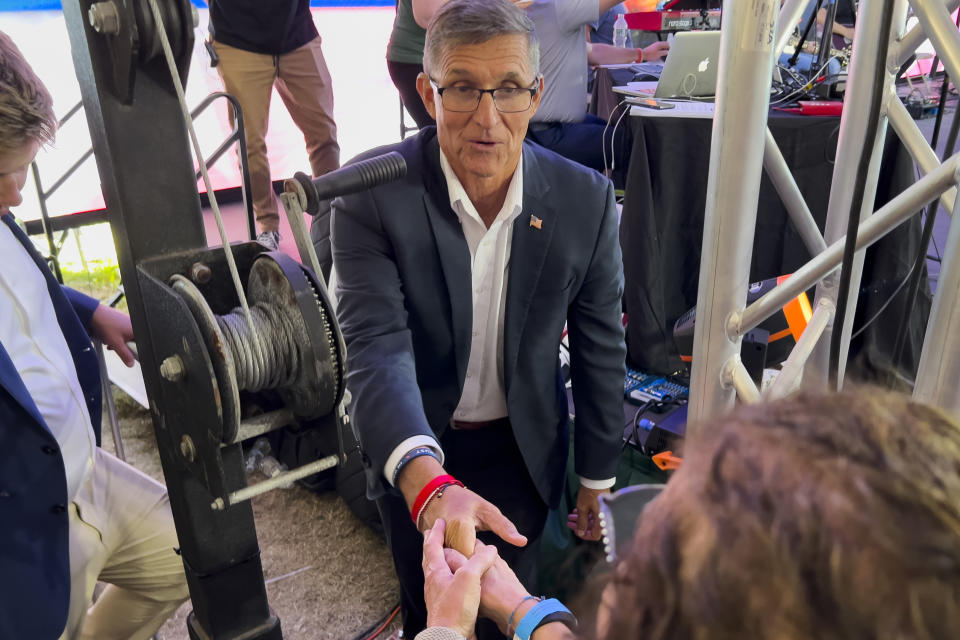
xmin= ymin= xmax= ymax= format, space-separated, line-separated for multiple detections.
xmin=419 ymin=389 xmax=960 ymax=640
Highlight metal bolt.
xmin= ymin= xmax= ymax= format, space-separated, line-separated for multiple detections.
xmin=160 ymin=355 xmax=185 ymax=382
xmin=88 ymin=1 xmax=120 ymax=35
xmin=190 ymin=262 xmax=212 ymax=284
xmin=180 ymin=435 xmax=196 ymax=462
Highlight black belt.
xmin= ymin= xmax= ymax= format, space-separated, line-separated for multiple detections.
xmin=450 ymin=416 xmax=510 ymax=430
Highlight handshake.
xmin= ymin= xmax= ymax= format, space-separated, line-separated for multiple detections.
xmin=420 ymin=519 xmax=576 ymax=640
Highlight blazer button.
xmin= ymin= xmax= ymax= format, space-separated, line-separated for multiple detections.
xmin=42 ymin=445 xmax=57 ymax=455
xmin=51 ymin=504 xmax=67 ymax=514
xmin=0 ymin=490 xmax=10 ymax=498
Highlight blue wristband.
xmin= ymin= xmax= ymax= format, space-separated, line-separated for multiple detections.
xmin=392 ymin=446 xmax=439 ymax=486
xmin=507 ymin=595 xmax=541 ymax=636
xmin=513 ymin=598 xmax=571 ymax=640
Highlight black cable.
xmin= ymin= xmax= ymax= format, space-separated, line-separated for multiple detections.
xmin=890 ymin=58 xmax=960 ymax=375
xmin=829 ymin=0 xmax=896 ymax=386
xmin=890 ymin=193 xmax=956 ymax=371
xmin=790 ymin=0 xmax=826 ymax=68
xmin=825 ymin=123 xmax=841 ymax=164
xmin=928 ymin=70 xmax=952 ymax=149
xmin=815 ymin=0 xmax=839 ymax=73
xmin=896 ymin=53 xmax=917 ymax=82
xmin=622 ymin=401 xmax=653 ymax=451
xmin=850 ymin=266 xmax=916 ymax=341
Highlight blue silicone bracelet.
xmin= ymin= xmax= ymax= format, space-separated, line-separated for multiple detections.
xmin=392 ymin=446 xmax=440 ymax=486
xmin=513 ymin=598 xmax=570 ymax=640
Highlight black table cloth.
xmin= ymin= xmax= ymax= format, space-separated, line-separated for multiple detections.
xmin=619 ymin=110 xmax=931 ymax=383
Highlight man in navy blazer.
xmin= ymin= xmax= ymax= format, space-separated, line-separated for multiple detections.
xmin=331 ymin=1 xmax=626 ymax=637
xmin=0 ymin=32 xmax=187 ymax=639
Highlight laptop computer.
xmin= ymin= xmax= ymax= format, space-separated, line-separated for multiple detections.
xmin=654 ymin=30 xmax=723 ymax=99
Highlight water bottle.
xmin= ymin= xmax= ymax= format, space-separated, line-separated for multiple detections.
xmin=244 ymin=437 xmax=293 ymax=488
xmin=244 ymin=437 xmax=271 ymax=475
xmin=613 ymin=13 xmax=629 ymax=49
xmin=260 ymin=454 xmax=293 ymax=489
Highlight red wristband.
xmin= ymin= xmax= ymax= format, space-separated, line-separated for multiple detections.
xmin=635 ymin=49 xmax=643 ymax=63
xmin=410 ymin=474 xmax=462 ymax=524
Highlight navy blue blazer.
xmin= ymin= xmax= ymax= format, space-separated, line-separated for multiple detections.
xmin=331 ymin=128 xmax=626 ymax=509
xmin=0 ymin=214 xmax=102 ymax=640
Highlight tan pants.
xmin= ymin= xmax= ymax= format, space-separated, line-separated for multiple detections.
xmin=214 ymin=37 xmax=341 ymax=233
xmin=60 ymin=448 xmax=189 ymax=640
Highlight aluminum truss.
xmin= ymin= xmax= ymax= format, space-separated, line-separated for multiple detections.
xmin=688 ymin=0 xmax=960 ymax=429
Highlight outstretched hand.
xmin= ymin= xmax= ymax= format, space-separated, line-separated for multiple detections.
xmin=422 ymin=519 xmax=499 ymax=637
xmin=420 ymin=484 xmax=528 ymax=558
xmin=89 ymin=304 xmax=136 ymax=367
xmin=567 ymin=486 xmax=609 ymax=541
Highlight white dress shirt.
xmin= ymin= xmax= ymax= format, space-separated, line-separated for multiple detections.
xmin=0 ymin=222 xmax=96 ymax=502
xmin=442 ymin=150 xmax=524 ymax=422
xmin=385 ymin=151 xmax=614 ymax=491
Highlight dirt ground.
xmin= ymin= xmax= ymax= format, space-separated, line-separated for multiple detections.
xmin=105 ymin=388 xmax=402 ymax=640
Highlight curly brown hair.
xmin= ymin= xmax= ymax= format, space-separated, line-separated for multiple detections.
xmin=602 ymin=389 xmax=960 ymax=640
xmin=0 ymin=30 xmax=56 ymax=149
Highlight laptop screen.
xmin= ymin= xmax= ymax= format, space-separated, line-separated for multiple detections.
xmin=654 ymin=31 xmax=723 ymax=99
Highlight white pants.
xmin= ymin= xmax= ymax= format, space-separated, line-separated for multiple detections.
xmin=59 ymin=448 xmax=189 ymax=640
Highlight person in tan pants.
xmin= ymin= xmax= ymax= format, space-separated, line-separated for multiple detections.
xmin=0 ymin=30 xmax=189 ymax=640
xmin=209 ymin=0 xmax=340 ymax=250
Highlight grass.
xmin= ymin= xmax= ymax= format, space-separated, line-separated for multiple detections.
xmin=33 ymin=221 xmax=127 ymax=310
xmin=61 ymin=260 xmax=126 ymax=311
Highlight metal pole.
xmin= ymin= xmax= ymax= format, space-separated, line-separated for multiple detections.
xmin=913 ymin=168 xmax=960 ymax=419
xmin=230 ymin=408 xmax=297 ymax=445
xmin=887 ymin=93 xmax=956 ymax=214
xmin=895 ymin=0 xmax=960 ymax=65
xmin=776 ymin=0 xmax=814 ymax=57
xmin=215 ymin=455 xmax=340 ymax=510
xmin=687 ymin=0 xmax=779 ymax=429
xmin=280 ymin=188 xmax=326 ymax=285
xmin=765 ymin=300 xmax=834 ymax=399
xmin=734 ymin=152 xmax=960 ymax=335
xmin=808 ymin=0 xmax=908 ymax=386
xmin=722 ymin=357 xmax=762 ymax=403
xmin=94 ymin=340 xmax=126 ymax=461
xmin=763 ymin=128 xmax=828 ymax=257
xmin=909 ymin=0 xmax=960 ymax=88
xmin=29 ymin=163 xmax=63 ymax=283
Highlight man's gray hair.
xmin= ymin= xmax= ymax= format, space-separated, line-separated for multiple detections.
xmin=423 ymin=0 xmax=540 ymax=79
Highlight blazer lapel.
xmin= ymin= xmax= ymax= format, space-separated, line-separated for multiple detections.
xmin=421 ymin=138 xmax=473 ymax=386
xmin=0 ymin=217 xmax=53 ymax=432
xmin=503 ymin=145 xmax=554 ymax=394
xmin=0 ymin=342 xmax=48 ymax=431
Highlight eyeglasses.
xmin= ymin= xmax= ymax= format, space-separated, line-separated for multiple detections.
xmin=430 ymin=79 xmax=539 ymax=113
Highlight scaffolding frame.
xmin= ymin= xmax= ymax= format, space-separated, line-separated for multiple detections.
xmin=688 ymin=0 xmax=960 ymax=432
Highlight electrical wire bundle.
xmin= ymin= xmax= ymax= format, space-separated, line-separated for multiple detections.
xmin=770 ymin=55 xmax=842 ymax=108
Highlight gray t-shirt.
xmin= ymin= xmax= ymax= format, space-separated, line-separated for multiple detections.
xmin=527 ymin=0 xmax=598 ymax=123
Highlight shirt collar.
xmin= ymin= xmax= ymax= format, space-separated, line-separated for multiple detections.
xmin=439 ymin=149 xmax=524 ymax=228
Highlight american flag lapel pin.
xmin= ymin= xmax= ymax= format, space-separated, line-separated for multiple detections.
xmin=529 ymin=214 xmax=542 ymax=230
